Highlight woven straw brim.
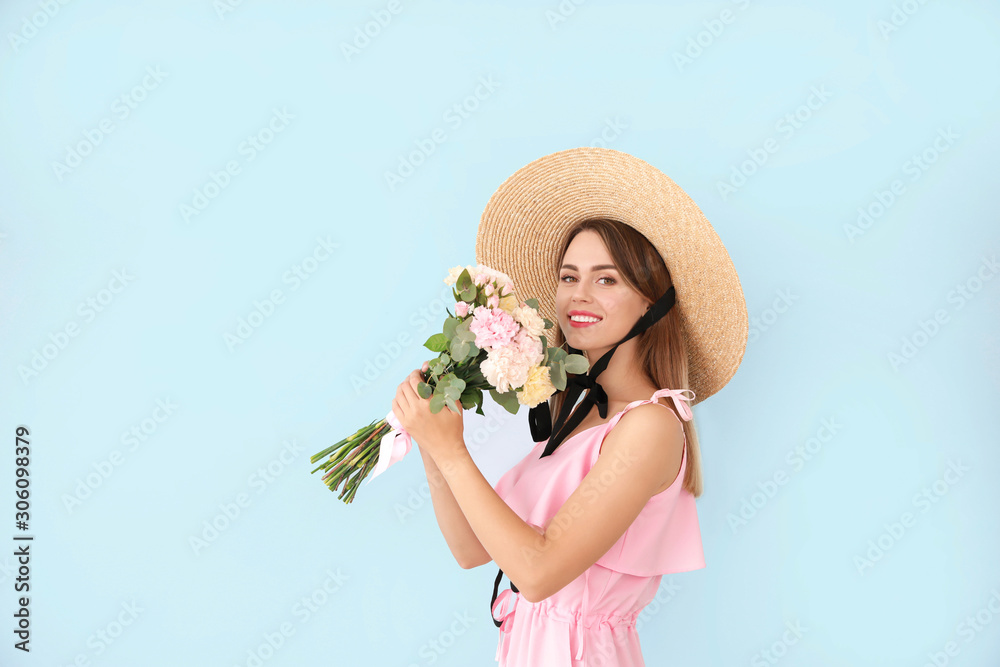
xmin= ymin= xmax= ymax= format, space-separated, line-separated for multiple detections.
xmin=475 ymin=147 xmax=747 ymax=405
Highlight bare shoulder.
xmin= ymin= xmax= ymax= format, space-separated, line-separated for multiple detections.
xmin=599 ymin=401 xmax=685 ymax=492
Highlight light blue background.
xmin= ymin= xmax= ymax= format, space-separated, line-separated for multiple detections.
xmin=2 ymin=0 xmax=999 ymax=665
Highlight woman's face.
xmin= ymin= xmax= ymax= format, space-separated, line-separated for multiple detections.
xmin=555 ymin=230 xmax=651 ymax=357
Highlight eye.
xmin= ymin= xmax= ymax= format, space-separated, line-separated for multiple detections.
xmin=559 ymin=274 xmax=617 ymax=285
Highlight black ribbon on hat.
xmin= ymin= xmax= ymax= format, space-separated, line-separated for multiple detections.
xmin=491 ymin=284 xmax=677 ymax=627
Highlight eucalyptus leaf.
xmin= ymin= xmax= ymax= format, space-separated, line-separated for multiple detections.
xmin=454 ymin=340 xmax=471 ymax=362
xmin=489 ymin=387 xmax=520 ymax=415
xmin=550 ymin=362 xmax=566 ymax=391
xmin=456 ymin=268 xmax=473 ymax=292
xmin=461 ymin=284 xmax=477 ymax=302
xmin=564 ymin=353 xmax=590 ymax=375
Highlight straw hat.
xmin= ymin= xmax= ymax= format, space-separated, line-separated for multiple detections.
xmin=475 ymin=146 xmax=748 ymax=405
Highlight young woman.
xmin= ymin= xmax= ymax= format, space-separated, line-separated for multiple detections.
xmin=392 ymin=148 xmax=748 ymax=666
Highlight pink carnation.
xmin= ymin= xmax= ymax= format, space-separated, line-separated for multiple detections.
xmin=469 ymin=306 xmax=519 ymax=350
xmin=481 ymin=344 xmax=532 ymax=393
xmin=513 ymin=327 xmax=543 ymax=365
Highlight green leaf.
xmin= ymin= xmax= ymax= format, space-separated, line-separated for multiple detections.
xmin=424 ymin=333 xmax=448 ymax=352
xmin=441 ymin=375 xmax=466 ymax=402
xmin=429 ymin=393 xmax=446 ymax=413
xmin=460 ymin=388 xmax=479 ymax=410
xmin=465 ymin=365 xmax=486 ymax=385
xmin=451 ymin=339 xmax=469 ymax=362
xmin=429 ymin=356 xmax=447 ymax=376
xmin=548 ymin=346 xmax=566 ymax=364
xmin=455 ymin=317 xmax=477 ymax=342
xmin=549 ymin=362 xmax=567 ymax=391
xmin=443 ymin=317 xmax=459 ymax=339
xmin=489 ymin=387 xmax=521 ymax=415
xmin=417 ymin=381 xmax=432 ymax=399
xmin=456 ymin=268 xmax=473 ymax=293
xmin=525 ymin=297 xmax=540 ymax=310
xmin=564 ymin=353 xmax=590 ymax=375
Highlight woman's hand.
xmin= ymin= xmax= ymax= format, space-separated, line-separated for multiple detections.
xmin=392 ymin=362 xmax=467 ymax=463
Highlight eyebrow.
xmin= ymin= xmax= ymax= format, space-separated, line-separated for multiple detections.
xmin=560 ymin=264 xmax=618 ymax=272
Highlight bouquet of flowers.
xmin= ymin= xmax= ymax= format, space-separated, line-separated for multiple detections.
xmin=309 ymin=264 xmax=589 ymax=503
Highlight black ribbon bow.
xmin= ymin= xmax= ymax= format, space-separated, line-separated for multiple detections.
xmin=492 ymin=284 xmax=677 ymax=628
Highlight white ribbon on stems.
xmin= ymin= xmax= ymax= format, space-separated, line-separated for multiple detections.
xmin=366 ymin=409 xmax=412 ymax=485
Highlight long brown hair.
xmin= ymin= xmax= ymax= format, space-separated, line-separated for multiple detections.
xmin=547 ymin=217 xmax=704 ymax=497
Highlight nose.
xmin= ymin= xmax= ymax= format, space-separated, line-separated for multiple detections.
xmin=568 ymin=277 xmax=594 ymax=303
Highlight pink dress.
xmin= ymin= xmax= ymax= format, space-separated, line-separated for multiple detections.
xmin=491 ymin=388 xmax=705 ymax=666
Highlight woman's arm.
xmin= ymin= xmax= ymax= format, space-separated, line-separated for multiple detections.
xmin=418 ymin=443 xmax=493 ymax=569
xmin=430 ymin=403 xmax=683 ymax=603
